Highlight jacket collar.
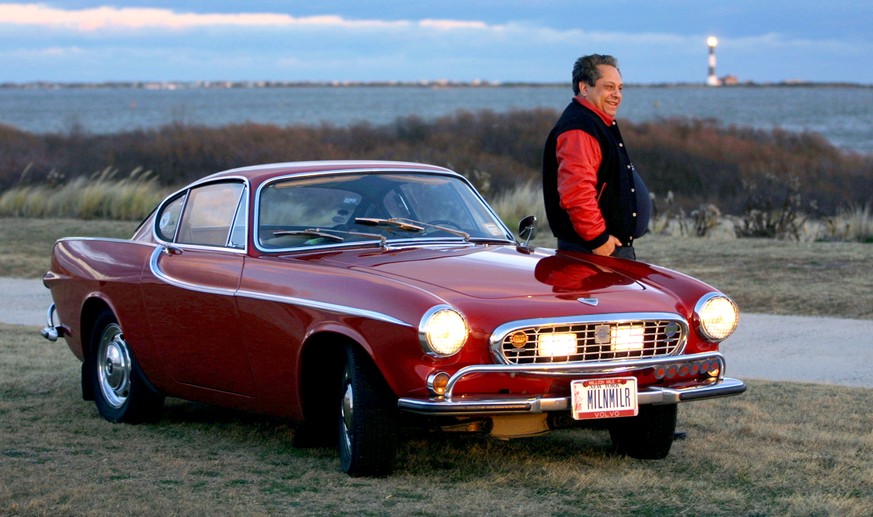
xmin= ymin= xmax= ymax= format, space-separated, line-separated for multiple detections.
xmin=574 ymin=96 xmax=615 ymax=126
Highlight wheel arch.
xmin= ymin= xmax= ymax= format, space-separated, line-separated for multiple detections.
xmin=78 ymin=296 xmax=162 ymax=406
xmin=296 ymin=330 xmax=357 ymax=425
xmin=80 ymin=297 xmax=114 ymax=346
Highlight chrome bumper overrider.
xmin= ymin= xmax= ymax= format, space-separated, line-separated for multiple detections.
xmin=40 ymin=303 xmax=63 ymax=342
xmin=398 ymin=352 xmax=746 ymax=416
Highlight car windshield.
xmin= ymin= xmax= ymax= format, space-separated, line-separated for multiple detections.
xmin=257 ymin=172 xmax=513 ymax=250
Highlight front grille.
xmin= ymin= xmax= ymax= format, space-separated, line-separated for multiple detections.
xmin=495 ymin=318 xmax=687 ymax=365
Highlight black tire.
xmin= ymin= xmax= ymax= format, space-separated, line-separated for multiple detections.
xmin=89 ymin=310 xmax=164 ymax=423
xmin=338 ymin=345 xmax=399 ymax=477
xmin=292 ymin=345 xmax=344 ymax=449
xmin=609 ymin=404 xmax=677 ymax=459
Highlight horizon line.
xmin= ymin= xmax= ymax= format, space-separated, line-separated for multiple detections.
xmin=3 ymin=79 xmax=872 ymax=89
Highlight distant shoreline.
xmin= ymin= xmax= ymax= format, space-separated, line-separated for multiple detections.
xmin=2 ymin=80 xmax=871 ymax=90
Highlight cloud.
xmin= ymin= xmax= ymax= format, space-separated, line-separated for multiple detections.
xmin=0 ymin=3 xmax=482 ymax=32
xmin=418 ymin=19 xmax=489 ymax=30
xmin=9 ymin=45 xmax=84 ymax=58
xmin=0 ymin=3 xmax=708 ymax=50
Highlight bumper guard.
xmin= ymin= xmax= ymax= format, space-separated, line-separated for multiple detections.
xmin=40 ymin=303 xmax=63 ymax=342
xmin=398 ymin=352 xmax=746 ymax=416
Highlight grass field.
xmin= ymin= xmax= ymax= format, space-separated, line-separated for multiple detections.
xmin=2 ymin=323 xmax=871 ymax=516
xmin=1 ymin=218 xmax=872 ymax=515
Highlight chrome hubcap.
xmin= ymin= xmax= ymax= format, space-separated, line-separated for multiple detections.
xmin=340 ymin=375 xmax=354 ymax=451
xmin=97 ymin=324 xmax=131 ymax=409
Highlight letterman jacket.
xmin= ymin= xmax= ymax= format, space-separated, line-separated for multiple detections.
xmin=542 ymin=97 xmax=645 ymax=250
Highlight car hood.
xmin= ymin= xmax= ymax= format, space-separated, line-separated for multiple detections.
xmin=320 ymin=244 xmax=645 ymax=300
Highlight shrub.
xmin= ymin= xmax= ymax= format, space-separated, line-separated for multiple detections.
xmin=735 ymin=174 xmax=816 ymax=240
xmin=1 ymin=110 xmax=871 ymax=223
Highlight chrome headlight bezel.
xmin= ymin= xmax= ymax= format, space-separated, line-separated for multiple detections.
xmin=418 ymin=305 xmax=468 ymax=357
xmin=694 ymin=292 xmax=739 ymax=342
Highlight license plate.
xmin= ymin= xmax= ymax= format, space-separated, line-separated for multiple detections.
xmin=571 ymin=378 xmax=639 ymax=420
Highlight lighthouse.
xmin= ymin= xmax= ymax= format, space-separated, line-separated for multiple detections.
xmin=706 ymin=36 xmax=720 ymax=86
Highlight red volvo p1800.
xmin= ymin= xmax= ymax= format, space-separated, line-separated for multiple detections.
xmin=41 ymin=160 xmax=745 ymax=476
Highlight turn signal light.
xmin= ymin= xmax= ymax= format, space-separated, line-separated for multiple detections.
xmin=654 ymin=358 xmax=724 ymax=380
xmin=427 ymin=371 xmax=451 ymax=397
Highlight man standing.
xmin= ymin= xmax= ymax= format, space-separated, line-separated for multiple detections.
xmin=542 ymin=54 xmax=649 ymax=259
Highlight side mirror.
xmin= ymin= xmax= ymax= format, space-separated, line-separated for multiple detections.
xmin=517 ymin=215 xmax=537 ymax=252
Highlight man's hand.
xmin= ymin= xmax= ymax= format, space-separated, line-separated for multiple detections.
xmin=592 ymin=235 xmax=622 ymax=256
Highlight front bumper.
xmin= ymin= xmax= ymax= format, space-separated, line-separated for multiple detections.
xmin=398 ymin=352 xmax=746 ymax=416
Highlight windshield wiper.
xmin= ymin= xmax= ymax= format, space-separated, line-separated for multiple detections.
xmin=354 ymin=218 xmax=425 ymax=232
xmin=355 ymin=217 xmax=470 ymax=241
xmin=468 ymin=237 xmax=514 ymax=244
xmin=273 ymin=228 xmax=387 ymax=246
xmin=274 ymin=229 xmax=345 ymax=242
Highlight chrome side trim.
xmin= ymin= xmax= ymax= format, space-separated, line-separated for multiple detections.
xmin=148 ymin=246 xmax=410 ymax=327
xmin=398 ymin=377 xmax=747 ymax=416
xmin=149 ymin=246 xmax=238 ymax=297
xmin=235 ymin=289 xmax=411 ymax=327
xmin=54 ymin=237 xmax=139 ymax=244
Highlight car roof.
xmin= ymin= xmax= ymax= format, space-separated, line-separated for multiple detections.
xmin=192 ymin=160 xmax=458 ymax=189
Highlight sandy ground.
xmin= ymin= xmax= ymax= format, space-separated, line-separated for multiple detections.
xmin=3 ymin=277 xmax=871 ymax=388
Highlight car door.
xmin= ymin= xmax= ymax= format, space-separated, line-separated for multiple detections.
xmin=142 ymin=180 xmax=255 ymax=396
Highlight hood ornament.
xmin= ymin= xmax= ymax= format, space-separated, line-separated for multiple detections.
xmin=577 ymin=297 xmax=599 ymax=306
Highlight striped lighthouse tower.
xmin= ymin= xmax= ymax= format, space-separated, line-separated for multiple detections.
xmin=706 ymin=36 xmax=720 ymax=86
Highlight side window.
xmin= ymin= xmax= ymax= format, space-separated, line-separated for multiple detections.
xmin=177 ymin=182 xmax=246 ymax=247
xmin=228 ymin=188 xmax=248 ymax=249
xmin=156 ymin=193 xmax=186 ymax=242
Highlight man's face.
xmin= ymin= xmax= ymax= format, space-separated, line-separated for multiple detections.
xmin=579 ymin=65 xmax=622 ymax=117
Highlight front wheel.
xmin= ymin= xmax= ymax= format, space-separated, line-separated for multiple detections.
xmin=89 ymin=310 xmax=164 ymax=423
xmin=608 ymin=404 xmax=677 ymax=459
xmin=338 ymin=345 xmax=399 ymax=477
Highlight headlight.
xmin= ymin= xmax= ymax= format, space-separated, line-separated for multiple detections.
xmin=419 ymin=306 xmax=468 ymax=357
xmin=694 ymin=293 xmax=739 ymax=342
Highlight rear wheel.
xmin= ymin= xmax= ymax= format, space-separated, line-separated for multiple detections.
xmin=609 ymin=404 xmax=677 ymax=459
xmin=338 ymin=345 xmax=399 ymax=477
xmin=90 ymin=310 xmax=164 ymax=423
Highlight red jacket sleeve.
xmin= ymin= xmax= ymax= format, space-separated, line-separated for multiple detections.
xmin=556 ymin=130 xmax=608 ymax=245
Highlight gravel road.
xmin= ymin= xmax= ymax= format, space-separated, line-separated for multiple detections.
xmin=3 ymin=277 xmax=871 ymax=388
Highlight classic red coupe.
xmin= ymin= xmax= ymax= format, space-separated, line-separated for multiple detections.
xmin=41 ymin=160 xmax=745 ymax=476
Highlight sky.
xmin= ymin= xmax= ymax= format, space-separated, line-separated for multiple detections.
xmin=2 ymin=1 xmax=872 ymax=85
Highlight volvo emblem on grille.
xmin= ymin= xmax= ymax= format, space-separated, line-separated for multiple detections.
xmin=577 ymin=297 xmax=599 ymax=306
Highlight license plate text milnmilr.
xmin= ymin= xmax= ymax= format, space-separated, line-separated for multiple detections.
xmin=571 ymin=377 xmax=639 ymax=420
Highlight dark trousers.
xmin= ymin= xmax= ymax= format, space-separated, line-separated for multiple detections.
xmin=557 ymin=239 xmax=637 ymax=260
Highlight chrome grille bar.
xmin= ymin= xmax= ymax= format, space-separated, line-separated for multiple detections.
xmin=490 ymin=313 xmax=688 ymax=365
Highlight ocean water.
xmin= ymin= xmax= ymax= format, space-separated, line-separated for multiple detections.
xmin=1 ymin=85 xmax=872 ymax=154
